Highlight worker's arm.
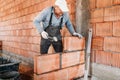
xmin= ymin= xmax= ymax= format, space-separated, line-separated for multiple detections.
xmin=33 ymin=8 xmax=49 ymax=34
xmin=65 ymin=13 xmax=83 ymax=38
xmin=65 ymin=13 xmax=75 ymax=34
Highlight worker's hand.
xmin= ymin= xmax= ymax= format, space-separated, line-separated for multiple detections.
xmin=73 ymin=32 xmax=83 ymax=38
xmin=41 ymin=31 xmax=48 ymax=39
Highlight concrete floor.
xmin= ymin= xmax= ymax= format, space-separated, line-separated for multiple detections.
xmin=75 ymin=63 xmax=120 ymax=80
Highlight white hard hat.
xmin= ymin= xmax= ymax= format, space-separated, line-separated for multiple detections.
xmin=55 ymin=0 xmax=69 ymax=12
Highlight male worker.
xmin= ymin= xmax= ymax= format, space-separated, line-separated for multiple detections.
xmin=33 ymin=0 xmax=83 ymax=54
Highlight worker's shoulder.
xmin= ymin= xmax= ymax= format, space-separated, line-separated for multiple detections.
xmin=63 ymin=12 xmax=70 ymax=19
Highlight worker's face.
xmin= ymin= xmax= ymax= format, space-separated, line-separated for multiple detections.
xmin=54 ymin=6 xmax=63 ymax=16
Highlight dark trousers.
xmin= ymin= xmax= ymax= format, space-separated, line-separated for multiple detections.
xmin=40 ymin=38 xmax=63 ymax=54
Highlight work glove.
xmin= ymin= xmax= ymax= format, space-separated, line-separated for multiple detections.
xmin=73 ymin=32 xmax=83 ymax=38
xmin=41 ymin=31 xmax=48 ymax=39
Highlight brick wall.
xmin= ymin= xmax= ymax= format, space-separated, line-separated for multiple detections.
xmin=34 ymin=37 xmax=85 ymax=80
xmin=0 ymin=0 xmax=77 ymax=77
xmin=90 ymin=0 xmax=120 ymax=68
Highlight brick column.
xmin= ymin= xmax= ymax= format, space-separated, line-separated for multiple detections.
xmin=76 ymin=0 xmax=90 ymax=36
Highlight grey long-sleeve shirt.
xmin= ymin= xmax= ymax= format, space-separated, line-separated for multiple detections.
xmin=33 ymin=6 xmax=75 ymax=34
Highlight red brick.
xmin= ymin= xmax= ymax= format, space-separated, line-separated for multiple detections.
xmin=34 ymin=72 xmax=55 ymax=80
xmin=19 ymin=64 xmax=33 ymax=76
xmin=27 ymin=37 xmax=33 ymax=44
xmin=31 ymin=44 xmax=40 ymax=52
xmin=34 ymin=64 xmax=84 ymax=80
xmin=95 ymin=50 xmax=102 ymax=64
xmin=20 ymin=43 xmax=31 ymax=51
xmin=91 ymin=50 xmax=96 ymax=62
xmin=77 ymin=64 xmax=85 ymax=77
xmin=90 ymin=9 xmax=104 ymax=23
xmin=68 ymin=65 xmax=79 ymax=80
xmin=22 ymin=0 xmax=33 ymax=10
xmin=0 ymin=41 xmax=2 ymax=45
xmin=90 ymin=24 xmax=96 ymax=36
xmin=40 ymin=0 xmax=51 ymax=10
xmin=61 ymin=27 xmax=71 ymax=37
xmin=96 ymin=22 xmax=113 ymax=36
xmin=20 ymin=49 xmax=29 ymax=58
xmin=62 ymin=51 xmax=85 ymax=68
xmin=114 ymin=0 xmax=120 ymax=5
xmin=34 ymin=74 xmax=37 ymax=80
xmin=27 ymin=51 xmax=39 ymax=58
xmin=104 ymin=6 xmax=120 ymax=21
xmin=69 ymin=3 xmax=76 ymax=14
xmin=34 ymin=54 xmax=60 ymax=74
xmin=89 ymin=0 xmax=96 ymax=9
xmin=63 ymin=37 xmax=85 ymax=51
xmin=66 ymin=0 xmax=75 ymax=4
xmin=96 ymin=0 xmax=113 ymax=8
xmin=95 ymin=51 xmax=112 ymax=65
xmin=34 ymin=69 xmax=68 ymax=80
xmin=13 ymin=48 xmax=20 ymax=55
xmin=112 ymin=53 xmax=120 ymax=68
xmin=32 ymin=37 xmax=40 ymax=44
xmin=68 ymin=64 xmax=85 ymax=80
xmin=70 ymin=13 xmax=75 ymax=23
xmin=113 ymin=21 xmax=120 ymax=36
xmin=31 ymin=29 xmax=40 ymax=36
xmin=54 ymin=69 xmax=68 ymax=80
xmin=80 ymin=51 xmax=85 ymax=63
xmin=34 ymin=55 xmax=38 ymax=74
xmin=92 ymin=37 xmax=100 ymax=47
xmin=104 ymin=37 xmax=120 ymax=52
xmin=92 ymin=37 xmax=104 ymax=50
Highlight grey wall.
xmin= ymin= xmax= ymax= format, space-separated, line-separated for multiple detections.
xmin=76 ymin=0 xmax=90 ymax=37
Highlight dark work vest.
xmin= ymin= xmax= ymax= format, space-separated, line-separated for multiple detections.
xmin=45 ymin=7 xmax=63 ymax=40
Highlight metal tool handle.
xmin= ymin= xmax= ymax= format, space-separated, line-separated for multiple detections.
xmin=84 ymin=28 xmax=93 ymax=80
xmin=48 ymin=36 xmax=58 ymax=42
